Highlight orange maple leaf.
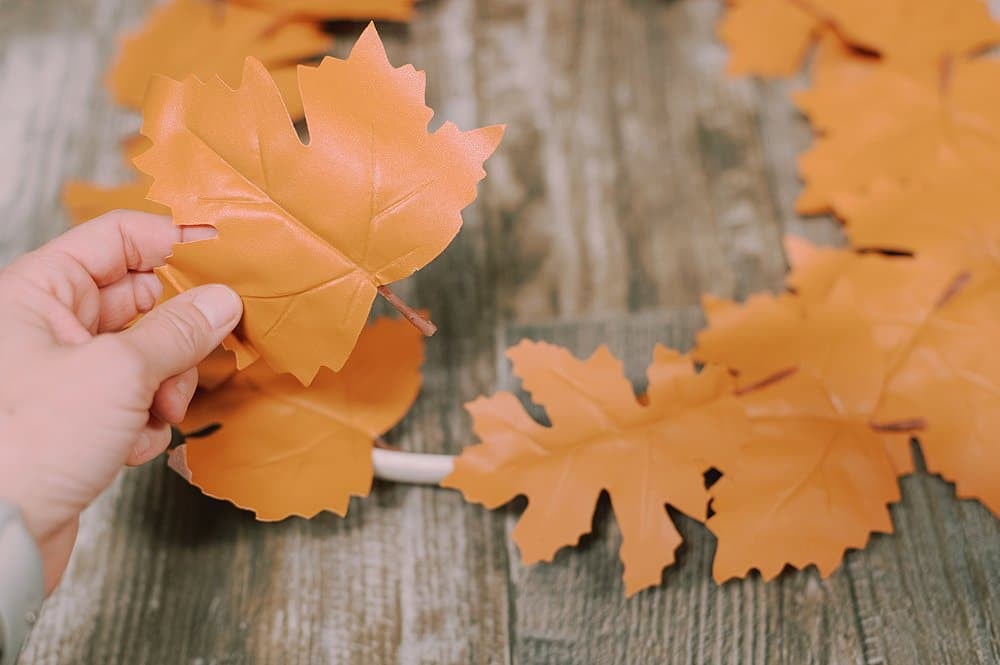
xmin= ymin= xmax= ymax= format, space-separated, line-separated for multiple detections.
xmin=784 ymin=236 xmax=959 ymax=365
xmin=795 ymin=58 xmax=1000 ymax=214
xmin=62 ymin=136 xmax=168 ymax=225
xmin=809 ymin=31 xmax=878 ymax=89
xmin=697 ymin=240 xmax=945 ymax=388
xmin=718 ymin=0 xmax=1000 ymax=77
xmin=718 ymin=0 xmax=822 ymax=77
xmin=700 ymin=238 xmax=956 ymax=465
xmin=169 ymin=316 xmax=424 ymax=520
xmin=695 ymin=292 xmax=807 ymax=390
xmin=817 ymin=0 xmax=1000 ymax=66
xmin=106 ymin=0 xmax=332 ymax=121
xmin=194 ymin=346 xmax=240 ymax=391
xmin=697 ymin=299 xmax=920 ymax=581
xmin=785 ymin=241 xmax=1000 ymax=516
xmin=234 ymin=0 xmax=415 ymax=21
xmin=709 ymin=369 xmax=901 ymax=581
xmin=135 ymin=24 xmax=504 ymax=384
xmin=835 ymin=176 xmax=1000 ymax=264
xmin=442 ymin=341 xmax=748 ymax=596
xmin=873 ymin=281 xmax=1000 ymax=515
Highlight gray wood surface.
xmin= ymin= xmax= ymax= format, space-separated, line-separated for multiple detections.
xmin=0 ymin=0 xmax=997 ymax=663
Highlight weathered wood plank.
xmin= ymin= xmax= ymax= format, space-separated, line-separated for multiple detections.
xmin=471 ymin=0 xmax=789 ymax=323
xmin=2 ymin=0 xmax=999 ymax=663
xmin=0 ymin=0 xmax=148 ymax=266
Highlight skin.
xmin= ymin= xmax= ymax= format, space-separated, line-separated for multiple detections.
xmin=0 ymin=211 xmax=243 ymax=592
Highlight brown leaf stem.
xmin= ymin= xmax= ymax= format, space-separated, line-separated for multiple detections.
xmin=935 ymin=271 xmax=971 ymax=308
xmin=378 ymin=285 xmax=437 ymax=336
xmin=733 ymin=367 xmax=798 ymax=396
xmin=870 ymin=418 xmax=926 ymax=433
xmin=940 ymin=54 xmax=954 ymax=96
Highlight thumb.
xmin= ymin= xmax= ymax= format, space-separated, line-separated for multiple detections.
xmin=119 ymin=284 xmax=243 ymax=385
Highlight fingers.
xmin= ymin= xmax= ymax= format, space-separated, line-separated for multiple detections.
xmin=118 ymin=284 xmax=242 ymax=387
xmin=43 ymin=210 xmax=215 ymax=288
xmin=151 ymin=367 xmax=199 ymax=425
xmin=126 ymin=418 xmax=173 ymax=467
xmin=97 ymin=272 xmax=163 ymax=332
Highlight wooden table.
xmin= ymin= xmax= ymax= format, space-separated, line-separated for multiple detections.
xmin=1 ymin=1 xmax=998 ymax=663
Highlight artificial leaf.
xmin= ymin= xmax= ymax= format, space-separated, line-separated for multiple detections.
xmin=696 ymin=287 xmax=916 ymax=473
xmin=195 ymin=347 xmax=239 ymax=391
xmin=836 ymin=176 xmax=1000 ymax=264
xmin=700 ymin=302 xmax=918 ymax=581
xmin=873 ymin=280 xmax=1000 ymax=515
xmin=121 ymin=134 xmax=152 ymax=159
xmin=718 ymin=0 xmax=1000 ymax=77
xmin=696 ymin=292 xmax=806 ymax=390
xmin=785 ymin=237 xmax=958 ymax=364
xmin=702 ymin=237 xmax=952 ymax=376
xmin=136 ymin=24 xmax=504 ymax=384
xmin=710 ymin=369 xmax=901 ymax=581
xmin=235 ymin=0 xmax=415 ymax=21
xmin=795 ymin=58 xmax=1000 ymax=213
xmin=810 ymin=31 xmax=878 ymax=89
xmin=717 ymin=0 xmax=821 ymax=77
xmin=62 ymin=136 xmax=167 ymax=225
xmin=443 ymin=341 xmax=748 ymax=596
xmin=106 ymin=0 xmax=332 ymax=121
xmin=169 ymin=316 xmax=424 ymax=520
xmin=777 ymin=240 xmax=1000 ymax=514
xmin=818 ymin=0 xmax=1000 ymax=67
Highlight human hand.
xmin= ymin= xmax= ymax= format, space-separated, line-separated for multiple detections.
xmin=0 ymin=211 xmax=242 ymax=592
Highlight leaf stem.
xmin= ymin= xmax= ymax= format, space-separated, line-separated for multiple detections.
xmin=939 ymin=54 xmax=954 ymax=96
xmin=733 ymin=367 xmax=798 ymax=396
xmin=934 ymin=271 xmax=970 ymax=308
xmin=378 ymin=285 xmax=437 ymax=336
xmin=870 ymin=418 xmax=926 ymax=433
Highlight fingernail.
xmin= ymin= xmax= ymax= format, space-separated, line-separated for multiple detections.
xmin=193 ymin=286 xmax=242 ymax=329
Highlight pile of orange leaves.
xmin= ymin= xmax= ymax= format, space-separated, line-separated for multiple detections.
xmin=58 ymin=0 xmax=1000 ymax=598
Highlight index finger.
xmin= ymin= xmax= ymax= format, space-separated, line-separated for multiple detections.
xmin=44 ymin=210 xmax=215 ymax=287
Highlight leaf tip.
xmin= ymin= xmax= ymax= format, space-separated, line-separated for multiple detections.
xmin=353 ymin=20 xmax=388 ymax=60
xmin=476 ymin=124 xmax=506 ymax=159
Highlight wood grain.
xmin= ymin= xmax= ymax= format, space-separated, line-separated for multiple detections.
xmin=0 ymin=0 xmax=997 ymax=663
